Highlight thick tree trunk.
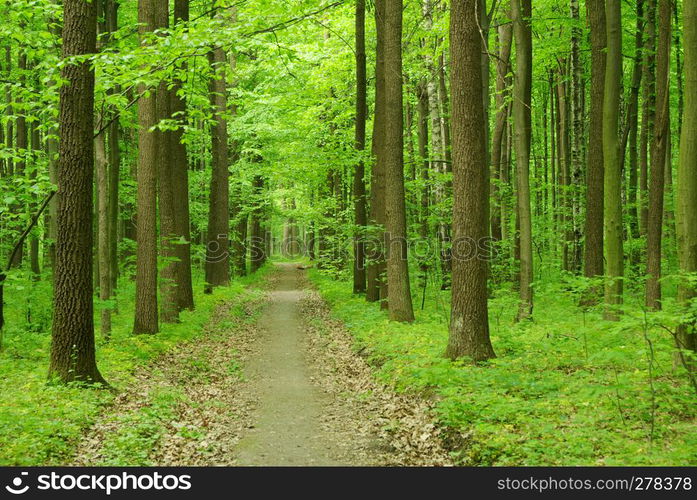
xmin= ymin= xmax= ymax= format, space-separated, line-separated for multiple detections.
xmin=353 ymin=0 xmax=368 ymax=294
xmin=204 ymin=44 xmax=230 ymax=292
xmin=133 ymin=0 xmax=162 ymax=335
xmin=582 ymin=0 xmax=607 ymax=287
xmin=49 ymin=0 xmax=105 ymax=384
xmin=645 ymin=0 xmax=671 ymax=309
xmin=512 ymin=0 xmax=533 ymax=321
xmin=446 ymin=0 xmax=495 ymax=362
xmin=603 ymin=0 xmax=624 ymax=320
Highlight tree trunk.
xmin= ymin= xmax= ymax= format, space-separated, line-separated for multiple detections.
xmin=603 ymin=0 xmax=624 ymax=320
xmin=569 ymin=0 xmax=583 ymax=273
xmin=446 ymin=0 xmax=495 ymax=361
xmin=639 ymin=0 xmax=656 ymax=237
xmin=676 ymin=0 xmax=697 ymax=373
xmin=582 ymin=0 xmax=607 ymax=285
xmin=381 ymin=0 xmax=414 ymax=322
xmin=133 ymin=0 xmax=162 ymax=335
xmin=170 ymin=0 xmax=194 ymax=311
xmin=512 ymin=0 xmax=533 ymax=321
xmin=366 ymin=0 xmax=387 ymax=305
xmin=250 ymin=174 xmax=265 ymax=273
xmin=49 ymin=0 xmax=106 ymax=384
xmin=627 ymin=0 xmax=644 ymax=245
xmin=353 ymin=0 xmax=368 ymax=294
xmin=645 ymin=0 xmax=671 ymax=309
xmin=490 ymin=22 xmax=512 ymax=243
xmin=204 ymin=43 xmax=231 ymax=292
xmin=95 ymin=116 xmax=112 ymax=337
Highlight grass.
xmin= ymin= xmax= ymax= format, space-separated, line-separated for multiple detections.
xmin=0 ymin=265 xmax=269 ymax=466
xmin=308 ymin=267 xmax=697 ymax=466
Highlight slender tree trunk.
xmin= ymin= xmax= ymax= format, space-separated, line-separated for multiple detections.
xmin=133 ymin=0 xmax=162 ymax=335
xmin=366 ymin=0 xmax=387 ymax=305
xmin=582 ymin=0 xmax=607 ymax=286
xmin=49 ymin=0 xmax=105 ymax=384
xmin=645 ymin=0 xmax=671 ymax=309
xmin=170 ymin=0 xmax=194 ymax=311
xmin=416 ymin=81 xmax=430 ymax=282
xmin=640 ymin=0 xmax=656 ymax=237
xmin=512 ymin=0 xmax=533 ymax=320
xmin=491 ymin=23 xmax=512 ymax=243
xmin=676 ymin=0 xmax=697 ymax=373
xmin=569 ymin=0 xmax=583 ymax=273
xmin=627 ymin=0 xmax=644 ymax=245
xmin=603 ymin=0 xmax=624 ymax=320
xmin=446 ymin=0 xmax=495 ymax=361
xmin=381 ymin=0 xmax=414 ymax=322
xmin=95 ymin=115 xmax=111 ymax=337
xmin=353 ymin=0 xmax=368 ymax=294
xmin=250 ymin=174 xmax=265 ymax=273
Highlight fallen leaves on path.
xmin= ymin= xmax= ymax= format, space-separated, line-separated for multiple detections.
xmin=298 ymin=274 xmax=453 ymax=466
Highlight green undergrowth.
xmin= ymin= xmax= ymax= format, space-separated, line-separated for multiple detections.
xmin=308 ymin=269 xmax=697 ymax=466
xmin=0 ymin=265 xmax=270 ymax=466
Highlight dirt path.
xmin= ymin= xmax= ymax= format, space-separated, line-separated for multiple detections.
xmin=73 ymin=263 xmax=452 ymax=466
xmin=234 ymin=263 xmax=341 ymax=465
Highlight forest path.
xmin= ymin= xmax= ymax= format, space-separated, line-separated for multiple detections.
xmin=234 ymin=262 xmax=343 ymax=465
xmin=72 ymin=263 xmax=451 ymax=466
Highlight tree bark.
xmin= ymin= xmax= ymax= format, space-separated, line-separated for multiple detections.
xmin=204 ymin=42 xmax=231 ymax=292
xmin=603 ymin=0 xmax=624 ymax=320
xmin=381 ymin=0 xmax=414 ymax=322
xmin=582 ymin=0 xmax=607 ymax=287
xmin=645 ymin=0 xmax=671 ymax=309
xmin=366 ymin=0 xmax=387 ymax=305
xmin=133 ymin=0 xmax=163 ymax=335
xmin=512 ymin=0 xmax=533 ymax=320
xmin=676 ymin=0 xmax=697 ymax=373
xmin=353 ymin=0 xmax=368 ymax=294
xmin=446 ymin=0 xmax=495 ymax=361
xmin=49 ymin=0 xmax=106 ymax=384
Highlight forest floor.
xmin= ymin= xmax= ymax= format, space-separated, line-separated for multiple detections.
xmin=72 ymin=263 xmax=451 ymax=466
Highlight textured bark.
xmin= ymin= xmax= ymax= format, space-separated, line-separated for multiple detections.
xmin=170 ymin=0 xmax=194 ymax=311
xmin=352 ymin=0 xmax=367 ymax=294
xmin=490 ymin=23 xmax=512 ymax=243
xmin=446 ymin=0 xmax=495 ymax=362
xmin=366 ymin=0 xmax=387 ymax=305
xmin=49 ymin=0 xmax=105 ymax=384
xmin=133 ymin=0 xmax=162 ymax=335
xmin=676 ymin=0 xmax=697 ymax=372
xmin=512 ymin=0 xmax=533 ymax=321
xmin=639 ymin=0 xmax=656 ymax=237
xmin=381 ymin=0 xmax=414 ymax=322
xmin=603 ymin=0 xmax=624 ymax=320
xmin=582 ymin=0 xmax=607 ymax=284
xmin=645 ymin=0 xmax=671 ymax=309
xmin=204 ymin=44 xmax=230 ymax=292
